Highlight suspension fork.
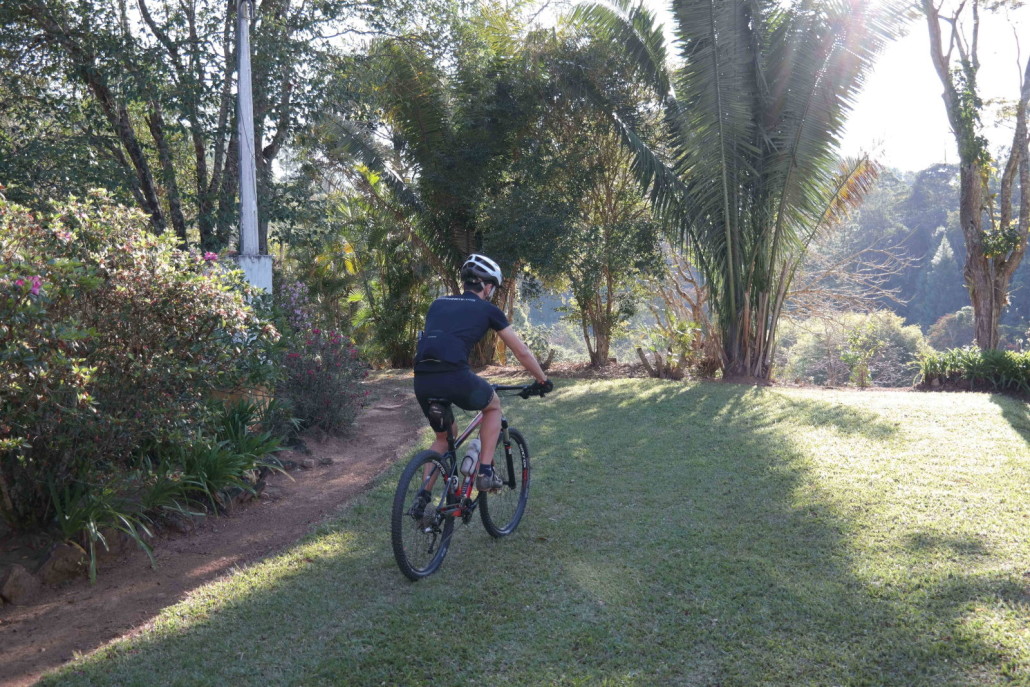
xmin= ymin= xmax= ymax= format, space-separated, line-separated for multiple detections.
xmin=500 ymin=416 xmax=516 ymax=489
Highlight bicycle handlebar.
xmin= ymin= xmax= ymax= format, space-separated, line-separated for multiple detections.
xmin=493 ymin=382 xmax=551 ymax=399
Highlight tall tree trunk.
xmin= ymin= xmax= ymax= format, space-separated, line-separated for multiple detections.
xmin=147 ymin=102 xmax=188 ymax=245
xmin=959 ymin=164 xmax=997 ymax=348
xmin=923 ymin=0 xmax=1030 ymax=350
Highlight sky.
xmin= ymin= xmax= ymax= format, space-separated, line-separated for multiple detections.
xmin=623 ymin=1 xmax=1030 ymax=172
xmin=840 ymin=3 xmax=1030 ymax=171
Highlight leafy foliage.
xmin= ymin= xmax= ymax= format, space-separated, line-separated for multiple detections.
xmin=41 ymin=396 xmax=286 ymax=581
xmin=778 ymin=311 xmax=929 ymax=387
xmin=573 ymin=0 xmax=903 ymax=377
xmin=0 ymin=191 xmax=278 ymax=530
xmin=916 ymin=346 xmax=1030 ymax=392
xmin=310 ymin=7 xmax=557 ymax=295
xmin=273 ymin=279 xmax=369 ymax=434
xmin=0 ymin=0 xmax=465 ymax=248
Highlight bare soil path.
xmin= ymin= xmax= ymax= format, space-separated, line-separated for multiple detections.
xmin=0 ymin=371 xmax=424 ymax=687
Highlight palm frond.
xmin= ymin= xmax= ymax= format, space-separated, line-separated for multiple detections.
xmin=570 ymin=1 xmax=672 ymax=99
xmin=763 ymin=155 xmax=881 ymax=355
xmin=670 ymin=0 xmax=766 ymax=333
xmin=555 ymin=61 xmax=702 ymax=249
xmin=373 ymin=40 xmax=453 ymax=175
xmin=314 ymin=117 xmax=424 ymax=215
xmin=764 ymin=0 xmax=903 ymax=253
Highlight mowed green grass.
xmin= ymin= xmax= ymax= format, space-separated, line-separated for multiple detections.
xmin=44 ymin=380 xmax=1030 ymax=686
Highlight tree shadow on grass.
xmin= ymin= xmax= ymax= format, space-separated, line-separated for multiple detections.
xmin=38 ymin=380 xmax=1029 ymax=686
xmin=540 ymin=381 xmax=1025 ymax=685
xmin=902 ymin=530 xmax=992 ymax=559
xmin=989 ymin=393 xmax=1030 ymax=443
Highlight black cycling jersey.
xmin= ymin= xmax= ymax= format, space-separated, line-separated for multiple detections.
xmin=413 ymin=292 xmax=509 ymax=373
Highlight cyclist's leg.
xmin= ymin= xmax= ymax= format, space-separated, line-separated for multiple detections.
xmin=477 ymin=392 xmax=502 ymax=466
xmin=428 ymin=426 xmax=454 ymax=456
xmin=445 ymin=371 xmax=499 ymax=466
xmin=417 ymin=368 xmax=496 ymax=463
xmin=413 ymin=373 xmax=457 ymax=483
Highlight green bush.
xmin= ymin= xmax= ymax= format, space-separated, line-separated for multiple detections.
xmin=927 ymin=307 xmax=975 ymax=350
xmin=915 ymin=346 xmax=1030 ymax=392
xmin=778 ymin=311 xmax=929 ymax=387
xmin=0 ymin=191 xmax=279 ymax=531
xmin=281 ymin=328 xmax=368 ymax=434
xmin=927 ymin=306 xmax=1026 ymax=351
xmin=43 ymin=399 xmax=285 ymax=581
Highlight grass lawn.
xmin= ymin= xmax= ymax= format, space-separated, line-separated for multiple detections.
xmin=43 ymin=379 xmax=1030 ymax=686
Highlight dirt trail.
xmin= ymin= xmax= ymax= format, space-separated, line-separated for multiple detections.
xmin=0 ymin=372 xmax=424 ymax=687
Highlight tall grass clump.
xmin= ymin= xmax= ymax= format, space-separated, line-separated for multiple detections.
xmin=916 ymin=346 xmax=1030 ymax=392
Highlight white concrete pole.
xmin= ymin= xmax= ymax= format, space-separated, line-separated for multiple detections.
xmin=235 ymin=0 xmax=273 ymax=292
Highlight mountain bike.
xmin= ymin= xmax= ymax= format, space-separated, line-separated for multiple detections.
xmin=391 ymin=383 xmax=545 ymax=581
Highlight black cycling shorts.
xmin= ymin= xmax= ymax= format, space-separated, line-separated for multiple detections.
xmin=413 ymin=368 xmax=494 ymax=428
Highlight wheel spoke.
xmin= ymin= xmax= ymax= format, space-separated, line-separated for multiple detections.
xmin=391 ymin=452 xmax=454 ymax=580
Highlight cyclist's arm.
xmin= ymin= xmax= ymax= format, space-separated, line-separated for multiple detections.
xmin=497 ymin=326 xmax=547 ymax=383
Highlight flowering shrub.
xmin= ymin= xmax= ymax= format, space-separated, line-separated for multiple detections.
xmin=0 ymin=191 xmax=279 ymax=530
xmin=275 ymin=279 xmax=368 ymax=434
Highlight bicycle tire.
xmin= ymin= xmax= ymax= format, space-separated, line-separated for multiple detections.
xmin=391 ymin=450 xmax=455 ymax=580
xmin=479 ymin=427 xmax=530 ymax=537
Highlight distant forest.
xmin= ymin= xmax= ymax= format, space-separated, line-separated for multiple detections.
xmin=840 ymin=163 xmax=1030 ymax=333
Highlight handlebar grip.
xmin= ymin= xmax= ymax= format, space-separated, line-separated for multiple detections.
xmin=519 ymin=380 xmax=552 ymax=398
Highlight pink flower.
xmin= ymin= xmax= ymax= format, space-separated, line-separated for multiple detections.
xmin=30 ymin=276 xmax=41 ymax=295
xmin=14 ymin=278 xmax=24 ymax=288
xmin=312 ymin=328 xmax=321 ymax=335
xmin=203 ymin=252 xmax=218 ymax=262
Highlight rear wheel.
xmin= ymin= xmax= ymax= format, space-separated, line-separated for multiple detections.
xmin=391 ymin=450 xmax=454 ymax=580
xmin=479 ymin=428 xmax=530 ymax=537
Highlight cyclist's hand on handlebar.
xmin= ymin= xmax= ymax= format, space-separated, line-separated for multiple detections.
xmin=520 ymin=379 xmax=553 ymax=398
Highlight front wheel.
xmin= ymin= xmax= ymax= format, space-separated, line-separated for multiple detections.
xmin=391 ymin=450 xmax=454 ymax=580
xmin=479 ymin=428 xmax=530 ymax=537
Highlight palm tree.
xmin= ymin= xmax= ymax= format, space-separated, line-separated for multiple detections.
xmin=573 ymin=0 xmax=900 ymax=378
xmin=311 ymin=9 xmax=549 ymax=296
xmin=307 ymin=10 xmax=553 ymax=364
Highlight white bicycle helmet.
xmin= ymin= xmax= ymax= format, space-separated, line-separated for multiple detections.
xmin=461 ymin=253 xmax=503 ymax=287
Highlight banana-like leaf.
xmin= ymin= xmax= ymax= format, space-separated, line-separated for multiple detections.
xmin=570 ymin=1 xmax=672 ymax=99
xmin=315 ymin=117 xmax=424 ymax=215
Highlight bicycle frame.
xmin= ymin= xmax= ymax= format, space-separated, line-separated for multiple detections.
xmin=428 ymin=415 xmax=512 ymax=520
xmin=427 ymin=385 xmax=525 ymax=519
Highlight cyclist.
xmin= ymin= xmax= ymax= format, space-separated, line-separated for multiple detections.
xmin=413 ymin=253 xmax=552 ymax=491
